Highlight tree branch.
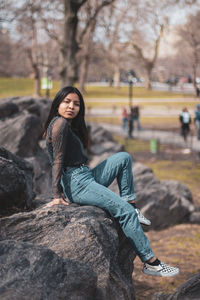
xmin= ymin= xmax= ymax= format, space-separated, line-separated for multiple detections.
xmin=79 ymin=0 xmax=116 ymax=44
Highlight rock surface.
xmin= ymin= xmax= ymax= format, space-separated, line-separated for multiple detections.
xmin=153 ymin=272 xmax=200 ymax=300
xmin=0 ymin=204 xmax=136 ymax=300
xmin=0 ymin=240 xmax=97 ymax=300
xmin=0 ymin=111 xmax=42 ymax=157
xmin=0 ymin=147 xmax=34 ymax=211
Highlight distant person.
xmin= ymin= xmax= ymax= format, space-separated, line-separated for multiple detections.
xmin=132 ymin=105 xmax=141 ymax=131
xmin=121 ymin=107 xmax=128 ymax=131
xmin=179 ymin=108 xmax=191 ymax=145
xmin=196 ymin=86 xmax=200 ymax=98
xmin=128 ymin=107 xmax=134 ymax=138
xmin=194 ymin=104 xmax=200 ymax=140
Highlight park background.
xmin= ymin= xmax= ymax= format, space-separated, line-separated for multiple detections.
xmin=0 ymin=0 xmax=200 ymax=299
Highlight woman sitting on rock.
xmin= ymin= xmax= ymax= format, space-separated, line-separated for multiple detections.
xmin=43 ymin=86 xmax=179 ymax=278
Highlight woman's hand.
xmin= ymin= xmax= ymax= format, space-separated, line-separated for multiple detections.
xmin=45 ymin=195 xmax=69 ymax=207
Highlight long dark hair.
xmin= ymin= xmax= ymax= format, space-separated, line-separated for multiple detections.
xmin=43 ymin=86 xmax=89 ymax=148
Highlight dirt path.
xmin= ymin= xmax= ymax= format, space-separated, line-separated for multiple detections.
xmin=133 ymin=224 xmax=200 ymax=300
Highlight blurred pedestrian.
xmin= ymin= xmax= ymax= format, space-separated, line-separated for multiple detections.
xmin=132 ymin=105 xmax=141 ymax=131
xmin=196 ymin=86 xmax=200 ymax=98
xmin=194 ymin=104 xmax=200 ymax=140
xmin=128 ymin=107 xmax=134 ymax=138
xmin=121 ymin=107 xmax=128 ymax=131
xmin=179 ymin=108 xmax=191 ymax=145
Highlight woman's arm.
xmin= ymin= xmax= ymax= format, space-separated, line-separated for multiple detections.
xmin=51 ymin=117 xmax=68 ymax=201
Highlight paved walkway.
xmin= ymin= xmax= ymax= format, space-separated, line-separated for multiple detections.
xmin=98 ymin=123 xmax=200 ymax=152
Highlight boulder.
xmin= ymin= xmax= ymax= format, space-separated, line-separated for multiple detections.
xmin=12 ymin=96 xmax=51 ymax=127
xmin=189 ymin=211 xmax=200 ymax=224
xmin=0 ymin=240 xmax=97 ymax=300
xmin=0 ymin=100 xmax=19 ymax=119
xmin=153 ymin=272 xmax=200 ymax=300
xmin=0 ymin=204 xmax=136 ymax=300
xmin=134 ymin=163 xmax=195 ymax=229
xmin=25 ymin=146 xmax=51 ymax=198
xmin=88 ymin=122 xmax=124 ymax=156
xmin=90 ymin=141 xmax=123 ymax=156
xmin=0 ymin=111 xmax=42 ymax=157
xmin=0 ymin=147 xmax=34 ymax=211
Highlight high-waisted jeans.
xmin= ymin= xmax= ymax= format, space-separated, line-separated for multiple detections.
xmin=61 ymin=151 xmax=154 ymax=262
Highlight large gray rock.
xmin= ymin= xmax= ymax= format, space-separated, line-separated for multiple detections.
xmin=12 ymin=96 xmax=51 ymax=127
xmin=0 ymin=99 xmax=19 ymax=119
xmin=25 ymin=146 xmax=51 ymax=198
xmin=0 ymin=240 xmax=97 ymax=300
xmin=89 ymin=122 xmax=124 ymax=156
xmin=0 ymin=148 xmax=34 ymax=211
xmin=0 ymin=111 xmax=42 ymax=157
xmin=0 ymin=204 xmax=136 ymax=300
xmin=133 ymin=163 xmax=195 ymax=229
xmin=153 ymin=272 xmax=200 ymax=300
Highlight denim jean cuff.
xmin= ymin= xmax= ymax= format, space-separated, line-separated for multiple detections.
xmin=121 ymin=193 xmax=136 ymax=202
xmin=139 ymin=250 xmax=155 ymax=263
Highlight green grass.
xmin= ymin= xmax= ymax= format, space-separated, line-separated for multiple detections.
xmin=83 ymin=85 xmax=192 ymax=98
xmin=86 ymin=116 xmax=181 ymax=129
xmin=147 ymin=160 xmax=200 ymax=200
xmin=0 ymin=77 xmax=60 ymax=98
xmin=0 ymin=77 xmax=194 ymax=99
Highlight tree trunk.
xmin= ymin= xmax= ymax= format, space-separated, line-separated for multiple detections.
xmin=146 ymin=68 xmax=152 ymax=90
xmin=59 ymin=1 xmax=80 ymax=88
xmin=193 ymin=64 xmax=197 ymax=90
xmin=33 ymin=65 xmax=41 ymax=97
xmin=79 ymin=54 xmax=89 ymax=93
xmin=113 ymin=66 xmax=120 ymax=89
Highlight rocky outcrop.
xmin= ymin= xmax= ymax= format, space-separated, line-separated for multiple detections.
xmin=0 ymin=204 xmax=136 ymax=300
xmin=0 ymin=97 xmax=52 ymax=202
xmin=89 ymin=123 xmax=124 ymax=157
xmin=0 ymin=147 xmax=34 ymax=211
xmin=0 ymin=112 xmax=42 ymax=157
xmin=153 ymin=272 xmax=200 ymax=300
xmin=0 ymin=240 xmax=97 ymax=300
xmin=0 ymin=99 xmax=19 ymax=118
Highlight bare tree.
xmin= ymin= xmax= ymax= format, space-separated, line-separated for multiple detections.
xmin=126 ymin=0 xmax=171 ymax=89
xmin=4 ymin=0 xmax=44 ymax=96
xmin=96 ymin=0 xmax=134 ymax=88
xmin=43 ymin=0 xmax=116 ymax=88
xmin=132 ymin=23 xmax=165 ymax=89
xmin=176 ymin=11 xmax=200 ymax=90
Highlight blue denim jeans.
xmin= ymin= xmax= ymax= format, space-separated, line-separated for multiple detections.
xmin=61 ymin=152 xmax=154 ymax=262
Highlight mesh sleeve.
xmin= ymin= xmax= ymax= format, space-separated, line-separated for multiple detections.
xmin=51 ymin=117 xmax=69 ymax=198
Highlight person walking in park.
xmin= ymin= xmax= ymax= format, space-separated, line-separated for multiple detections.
xmin=43 ymin=86 xmax=179 ymax=277
xmin=194 ymin=104 xmax=200 ymax=140
xmin=121 ymin=107 xmax=128 ymax=132
xmin=179 ymin=107 xmax=191 ymax=145
xmin=131 ymin=105 xmax=141 ymax=131
xmin=128 ymin=107 xmax=134 ymax=138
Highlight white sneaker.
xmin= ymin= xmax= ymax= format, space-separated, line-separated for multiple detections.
xmin=143 ymin=261 xmax=179 ymax=277
xmin=135 ymin=208 xmax=151 ymax=226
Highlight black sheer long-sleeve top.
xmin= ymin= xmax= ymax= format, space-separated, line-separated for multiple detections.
xmin=46 ymin=116 xmax=88 ymax=198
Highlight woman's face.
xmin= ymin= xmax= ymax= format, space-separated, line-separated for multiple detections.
xmin=58 ymin=93 xmax=80 ymax=121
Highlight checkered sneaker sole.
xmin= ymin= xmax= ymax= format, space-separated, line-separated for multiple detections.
xmin=143 ymin=261 xmax=179 ymax=277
